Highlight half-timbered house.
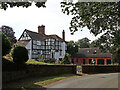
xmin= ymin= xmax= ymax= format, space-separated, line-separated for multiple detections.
xmin=15 ymin=25 xmax=67 ymax=60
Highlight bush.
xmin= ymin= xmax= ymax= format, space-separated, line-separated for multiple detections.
xmin=12 ymin=46 xmax=28 ymax=64
xmin=112 ymin=46 xmax=120 ymax=64
xmin=61 ymin=53 xmax=71 ymax=64
xmin=44 ymin=58 xmax=56 ymax=63
xmin=1 ymin=32 xmax=11 ymax=56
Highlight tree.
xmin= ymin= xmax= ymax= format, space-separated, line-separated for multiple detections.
xmin=1 ymin=25 xmax=17 ymax=45
xmin=90 ymin=40 xmax=98 ymax=48
xmin=61 ymin=2 xmax=120 ymax=62
xmin=12 ymin=46 xmax=28 ymax=64
xmin=76 ymin=37 xmax=90 ymax=48
xmin=61 ymin=53 xmax=71 ymax=64
xmin=112 ymin=46 xmax=120 ymax=64
xmin=0 ymin=1 xmax=46 ymax=10
xmin=66 ymin=41 xmax=78 ymax=56
xmin=1 ymin=32 xmax=11 ymax=56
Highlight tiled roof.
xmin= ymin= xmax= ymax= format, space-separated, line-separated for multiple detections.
xmin=47 ymin=35 xmax=64 ymax=41
xmin=78 ymin=48 xmax=101 ymax=54
xmin=15 ymin=40 xmax=30 ymax=46
xmin=25 ymin=29 xmax=64 ymax=42
xmin=25 ymin=29 xmax=44 ymax=40
xmin=74 ymin=53 xmax=111 ymax=58
xmin=73 ymin=48 xmax=111 ymax=58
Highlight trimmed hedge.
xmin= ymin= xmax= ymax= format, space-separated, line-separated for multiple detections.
xmin=12 ymin=46 xmax=28 ymax=64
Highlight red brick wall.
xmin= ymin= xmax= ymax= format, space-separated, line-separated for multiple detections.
xmin=82 ymin=65 xmax=120 ymax=73
xmin=71 ymin=58 xmax=111 ymax=65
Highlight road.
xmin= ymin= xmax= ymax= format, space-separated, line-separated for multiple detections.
xmin=44 ymin=73 xmax=118 ymax=88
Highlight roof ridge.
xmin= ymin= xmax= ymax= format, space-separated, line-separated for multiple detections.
xmin=25 ymin=29 xmax=39 ymax=34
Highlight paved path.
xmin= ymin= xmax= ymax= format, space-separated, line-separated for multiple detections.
xmin=44 ymin=73 xmax=118 ymax=88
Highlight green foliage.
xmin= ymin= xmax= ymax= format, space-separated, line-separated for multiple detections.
xmin=37 ymin=55 xmax=46 ymax=62
xmin=44 ymin=58 xmax=56 ymax=63
xmin=61 ymin=2 xmax=120 ymax=54
xmin=112 ymin=46 xmax=120 ymax=64
xmin=67 ymin=41 xmax=78 ymax=56
xmin=12 ymin=46 xmax=28 ymax=64
xmin=61 ymin=2 xmax=119 ymax=35
xmin=0 ymin=1 xmax=46 ymax=10
xmin=1 ymin=32 xmax=11 ymax=56
xmin=90 ymin=40 xmax=98 ymax=48
xmin=1 ymin=25 xmax=17 ymax=45
xmin=61 ymin=53 xmax=71 ymax=64
xmin=76 ymin=37 xmax=90 ymax=48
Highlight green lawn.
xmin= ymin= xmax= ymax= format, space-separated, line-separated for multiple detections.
xmin=77 ymin=65 xmax=81 ymax=68
xmin=3 ymin=55 xmax=53 ymax=65
xmin=26 ymin=59 xmax=52 ymax=65
xmin=3 ymin=74 xmax=81 ymax=89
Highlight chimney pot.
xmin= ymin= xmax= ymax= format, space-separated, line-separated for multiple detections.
xmin=38 ymin=25 xmax=45 ymax=34
xmin=62 ymin=30 xmax=65 ymax=41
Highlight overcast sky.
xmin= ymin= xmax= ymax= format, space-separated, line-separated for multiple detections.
xmin=0 ymin=0 xmax=99 ymax=42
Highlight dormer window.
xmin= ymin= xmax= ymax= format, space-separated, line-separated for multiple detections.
xmin=87 ymin=50 xmax=90 ymax=53
xmin=93 ymin=50 xmax=97 ymax=54
xmin=95 ymin=50 xmax=96 ymax=52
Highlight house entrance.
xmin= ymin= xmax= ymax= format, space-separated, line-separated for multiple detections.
xmin=107 ymin=59 xmax=111 ymax=64
xmin=97 ymin=59 xmax=104 ymax=65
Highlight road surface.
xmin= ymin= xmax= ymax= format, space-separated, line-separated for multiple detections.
xmin=44 ymin=73 xmax=118 ymax=88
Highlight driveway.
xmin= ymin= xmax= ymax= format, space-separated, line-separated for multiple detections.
xmin=44 ymin=73 xmax=119 ymax=88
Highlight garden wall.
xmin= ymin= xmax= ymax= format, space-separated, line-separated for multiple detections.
xmin=3 ymin=64 xmax=76 ymax=83
xmin=82 ymin=65 xmax=120 ymax=73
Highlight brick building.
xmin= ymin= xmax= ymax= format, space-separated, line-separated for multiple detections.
xmin=71 ymin=48 xmax=111 ymax=65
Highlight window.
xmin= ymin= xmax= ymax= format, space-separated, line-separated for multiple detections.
xmin=107 ymin=59 xmax=111 ymax=64
xmin=72 ymin=59 xmax=74 ymax=63
xmin=33 ymin=40 xmax=37 ymax=44
xmin=93 ymin=50 xmax=97 ymax=54
xmin=33 ymin=45 xmax=37 ymax=49
xmin=37 ymin=46 xmax=40 ymax=49
xmin=83 ymin=59 xmax=85 ymax=64
xmin=48 ymin=42 xmax=50 ymax=45
xmin=60 ymin=50 xmax=62 ymax=56
xmin=37 ymin=41 xmax=41 ymax=45
xmin=76 ymin=58 xmax=78 ymax=63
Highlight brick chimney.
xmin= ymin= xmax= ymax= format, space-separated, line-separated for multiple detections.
xmin=38 ymin=25 xmax=45 ymax=34
xmin=62 ymin=30 xmax=65 ymax=41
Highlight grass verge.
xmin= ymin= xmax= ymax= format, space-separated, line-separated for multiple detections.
xmin=3 ymin=74 xmax=80 ymax=89
xmin=26 ymin=59 xmax=52 ymax=65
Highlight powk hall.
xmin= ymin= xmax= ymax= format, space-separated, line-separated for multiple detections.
xmin=15 ymin=25 xmax=67 ymax=60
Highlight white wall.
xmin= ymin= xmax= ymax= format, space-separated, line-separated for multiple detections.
xmin=54 ymin=42 xmax=66 ymax=60
xmin=55 ymin=52 xmax=59 ymax=60
xmin=25 ymin=40 xmax=32 ymax=59
xmin=61 ymin=42 xmax=66 ymax=57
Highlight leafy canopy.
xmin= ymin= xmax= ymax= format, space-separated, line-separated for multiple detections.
xmin=1 ymin=32 xmax=11 ymax=56
xmin=0 ymin=1 xmax=46 ymax=10
xmin=76 ymin=37 xmax=90 ymax=48
xmin=66 ymin=41 xmax=78 ymax=56
xmin=1 ymin=25 xmax=17 ymax=45
xmin=61 ymin=53 xmax=71 ymax=64
xmin=61 ymin=2 xmax=120 ymax=52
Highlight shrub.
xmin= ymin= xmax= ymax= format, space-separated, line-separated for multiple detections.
xmin=49 ymin=58 xmax=56 ymax=63
xmin=61 ymin=53 xmax=71 ymax=64
xmin=12 ymin=46 xmax=28 ymax=64
xmin=44 ymin=58 xmax=56 ymax=63
xmin=37 ymin=55 xmax=45 ymax=62
xmin=112 ymin=46 xmax=120 ymax=64
xmin=1 ymin=32 xmax=11 ymax=56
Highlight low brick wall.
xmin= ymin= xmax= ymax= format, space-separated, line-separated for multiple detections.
xmin=3 ymin=64 xmax=76 ymax=83
xmin=82 ymin=65 xmax=120 ymax=73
